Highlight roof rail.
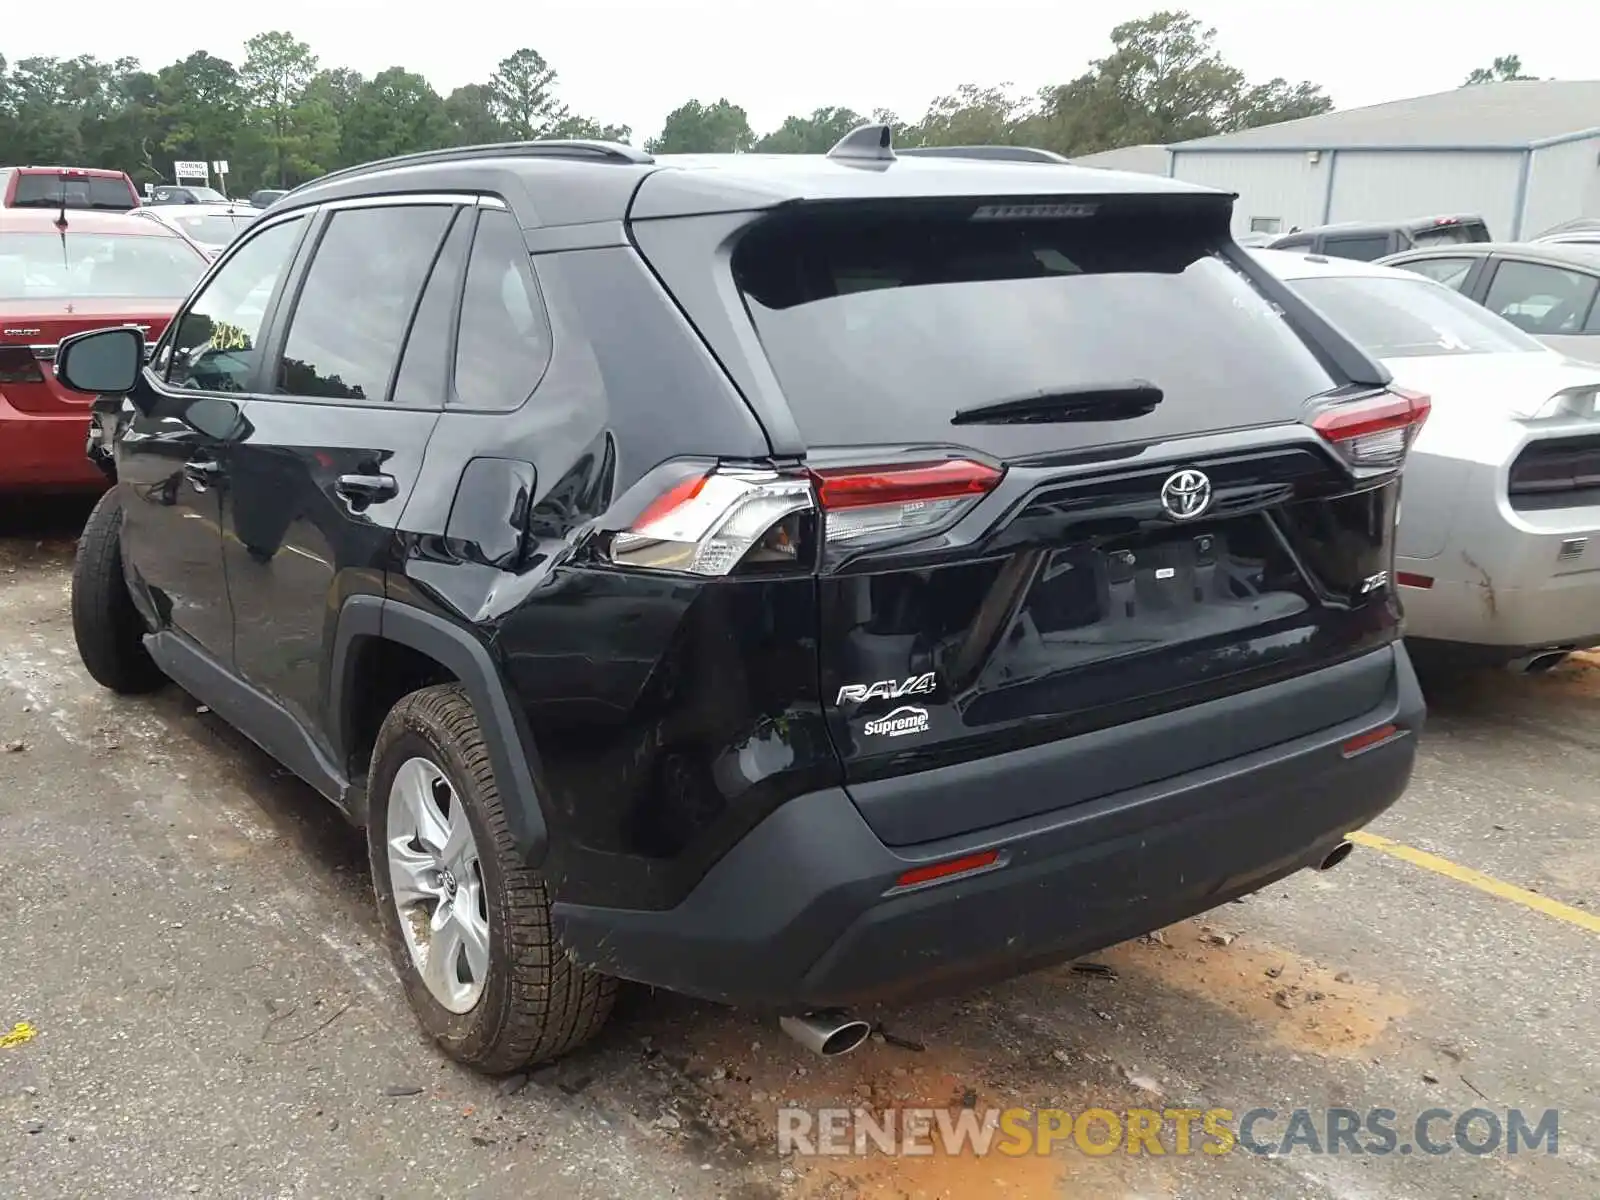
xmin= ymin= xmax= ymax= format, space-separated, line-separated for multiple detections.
xmin=284 ymin=139 xmax=655 ymax=197
xmin=897 ymin=145 xmax=1071 ymax=164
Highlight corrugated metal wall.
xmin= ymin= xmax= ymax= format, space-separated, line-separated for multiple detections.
xmin=1169 ymin=151 xmax=1330 ymax=234
xmin=1324 ymin=151 xmax=1523 ymax=239
xmin=1523 ymin=138 xmax=1600 ymax=238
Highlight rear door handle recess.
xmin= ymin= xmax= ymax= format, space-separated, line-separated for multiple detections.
xmin=183 ymin=458 xmax=222 ymax=490
xmin=335 ymin=473 xmax=398 ymax=506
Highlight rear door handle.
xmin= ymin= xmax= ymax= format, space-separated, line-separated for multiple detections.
xmin=335 ymin=473 xmax=398 ymax=506
xmin=183 ymin=458 xmax=222 ymax=490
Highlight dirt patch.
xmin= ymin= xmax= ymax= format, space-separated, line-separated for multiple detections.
xmin=648 ymin=1002 xmax=1187 ymax=1198
xmin=1101 ymin=921 xmax=1408 ymax=1058
xmin=1532 ymin=649 xmax=1600 ymax=700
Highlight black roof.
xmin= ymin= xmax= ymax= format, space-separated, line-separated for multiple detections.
xmin=1273 ymin=214 xmax=1487 ymax=241
xmin=273 ymin=136 xmax=1224 ymax=229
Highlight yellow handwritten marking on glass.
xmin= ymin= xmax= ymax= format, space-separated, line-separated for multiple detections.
xmin=0 ymin=1021 xmax=38 ymax=1048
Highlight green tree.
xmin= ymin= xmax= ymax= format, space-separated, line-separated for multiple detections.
xmin=444 ymin=84 xmax=506 ymax=145
xmin=1230 ymin=78 xmax=1333 ymax=129
xmin=754 ymin=106 xmax=866 ymax=153
xmin=545 ymin=113 xmax=632 ymax=143
xmin=341 ymin=67 xmax=452 ymax=164
xmin=904 ymin=85 xmax=1035 ymax=147
xmin=488 ymin=48 xmax=565 ymax=139
xmin=239 ymin=31 xmax=323 ymax=186
xmin=1463 ymin=55 xmax=1537 ymax=85
xmin=645 ymin=99 xmax=754 ymax=154
xmin=155 ymin=52 xmax=245 ymax=179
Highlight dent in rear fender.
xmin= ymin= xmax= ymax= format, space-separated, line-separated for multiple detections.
xmin=491 ymin=566 xmax=841 ymax=911
xmin=330 ymin=597 xmax=550 ymax=862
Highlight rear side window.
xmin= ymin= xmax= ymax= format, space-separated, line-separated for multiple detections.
xmin=1393 ymin=257 xmax=1475 ymax=292
xmin=733 ymin=204 xmax=1339 ymax=446
xmin=391 ymin=210 xmax=473 ymax=409
xmin=451 ymin=208 xmax=551 ymax=410
xmin=1288 ymin=275 xmax=1545 ymax=358
xmin=275 ymin=204 xmax=452 ymax=402
xmin=1321 ymin=235 xmax=1392 ymax=262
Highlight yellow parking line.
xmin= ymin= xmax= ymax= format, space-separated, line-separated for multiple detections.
xmin=1347 ymin=830 xmax=1600 ymax=934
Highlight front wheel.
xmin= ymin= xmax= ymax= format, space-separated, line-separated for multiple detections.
xmin=71 ymin=489 xmax=165 ymax=695
xmin=367 ymin=684 xmax=615 ymax=1072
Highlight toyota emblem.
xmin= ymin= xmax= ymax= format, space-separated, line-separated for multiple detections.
xmin=1159 ymin=469 xmax=1212 ymax=521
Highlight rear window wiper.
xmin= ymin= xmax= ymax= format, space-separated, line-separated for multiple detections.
xmin=951 ymin=381 xmax=1163 ymax=425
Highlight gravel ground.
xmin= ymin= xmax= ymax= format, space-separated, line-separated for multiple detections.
xmin=1 ymin=499 xmax=1595 ymax=1199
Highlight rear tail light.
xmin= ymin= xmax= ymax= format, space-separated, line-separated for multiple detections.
xmin=607 ymin=468 xmax=814 ymax=576
xmin=810 ymin=458 xmax=1001 ymax=547
xmin=603 ymin=457 xmax=1003 ymax=576
xmin=1311 ymin=387 xmax=1431 ymax=471
xmin=0 ymin=346 xmax=45 ymax=385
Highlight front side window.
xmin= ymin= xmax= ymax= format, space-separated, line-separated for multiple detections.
xmin=275 ymin=205 xmax=454 ymax=402
xmin=1289 ymin=274 xmax=1545 ymax=359
xmin=1483 ymin=260 xmax=1600 ymax=336
xmin=165 ymin=217 xmax=306 ymax=393
xmin=451 ymin=209 xmax=552 ymax=410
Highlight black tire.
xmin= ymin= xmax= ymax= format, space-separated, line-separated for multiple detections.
xmin=71 ymin=489 xmax=165 ymax=695
xmin=368 ymin=684 xmax=615 ymax=1072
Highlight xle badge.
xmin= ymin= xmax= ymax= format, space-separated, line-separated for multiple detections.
xmin=864 ymin=706 xmax=930 ymax=738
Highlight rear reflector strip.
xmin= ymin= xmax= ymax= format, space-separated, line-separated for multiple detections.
xmin=1396 ymin=572 xmax=1433 ymax=589
xmin=1341 ymin=723 xmax=1401 ymax=757
xmin=891 ymin=849 xmax=1003 ymax=890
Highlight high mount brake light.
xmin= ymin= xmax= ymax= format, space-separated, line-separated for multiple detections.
xmin=811 ymin=459 xmax=1002 ymax=546
xmin=605 ymin=458 xmax=1004 ymax=576
xmin=1311 ymin=387 xmax=1431 ymax=470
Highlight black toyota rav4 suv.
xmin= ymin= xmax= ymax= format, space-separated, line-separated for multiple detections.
xmin=58 ymin=129 xmax=1426 ymax=1072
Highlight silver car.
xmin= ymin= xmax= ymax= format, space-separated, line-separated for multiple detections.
xmin=128 ymin=202 xmax=259 ymax=260
xmin=1377 ymin=241 xmax=1600 ymax=365
xmin=1255 ymin=249 xmax=1600 ymax=669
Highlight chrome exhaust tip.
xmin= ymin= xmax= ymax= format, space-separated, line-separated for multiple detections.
xmin=1512 ymin=650 xmax=1569 ymax=675
xmin=779 ymin=1011 xmax=873 ymax=1058
xmin=1318 ymin=840 xmax=1355 ymax=871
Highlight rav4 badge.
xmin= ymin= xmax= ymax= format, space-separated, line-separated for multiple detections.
xmin=836 ymin=672 xmax=937 ymax=706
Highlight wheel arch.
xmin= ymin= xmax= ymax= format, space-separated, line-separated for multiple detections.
xmin=330 ymin=596 xmax=550 ymax=862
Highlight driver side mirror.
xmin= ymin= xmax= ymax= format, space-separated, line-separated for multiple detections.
xmin=55 ymin=326 xmax=144 ymax=395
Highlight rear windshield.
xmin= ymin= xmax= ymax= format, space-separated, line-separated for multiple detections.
xmin=733 ymin=206 xmax=1339 ymax=445
xmin=0 ymin=232 xmax=208 ymax=300
xmin=1288 ymin=275 xmax=1544 ymax=358
xmin=170 ymin=213 xmax=255 ymax=245
xmin=1411 ymin=223 xmax=1490 ymax=248
xmin=12 ymin=173 xmax=136 ymax=210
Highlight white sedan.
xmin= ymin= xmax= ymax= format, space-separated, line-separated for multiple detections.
xmin=1254 ymin=249 xmax=1600 ymax=671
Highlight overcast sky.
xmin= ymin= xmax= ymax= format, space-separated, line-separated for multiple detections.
xmin=11 ymin=0 xmax=1592 ymax=141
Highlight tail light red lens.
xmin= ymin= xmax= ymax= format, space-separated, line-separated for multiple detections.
xmin=0 ymin=346 xmax=45 ymax=385
xmin=1311 ymin=387 xmax=1431 ymax=471
xmin=603 ymin=458 xmax=1004 ymax=576
xmin=809 ymin=458 xmax=1002 ymax=547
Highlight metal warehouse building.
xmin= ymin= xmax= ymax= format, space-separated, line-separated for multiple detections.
xmin=1166 ymin=80 xmax=1600 ymax=241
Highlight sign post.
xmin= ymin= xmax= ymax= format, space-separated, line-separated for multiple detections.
xmin=212 ymin=160 xmax=230 ymax=199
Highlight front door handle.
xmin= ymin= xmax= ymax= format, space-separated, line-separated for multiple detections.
xmin=335 ymin=473 xmax=398 ymax=507
xmin=183 ymin=458 xmax=222 ymax=491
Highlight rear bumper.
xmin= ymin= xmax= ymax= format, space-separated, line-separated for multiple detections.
xmin=0 ymin=394 xmax=103 ymax=490
xmin=553 ymin=643 xmax=1424 ymax=1010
